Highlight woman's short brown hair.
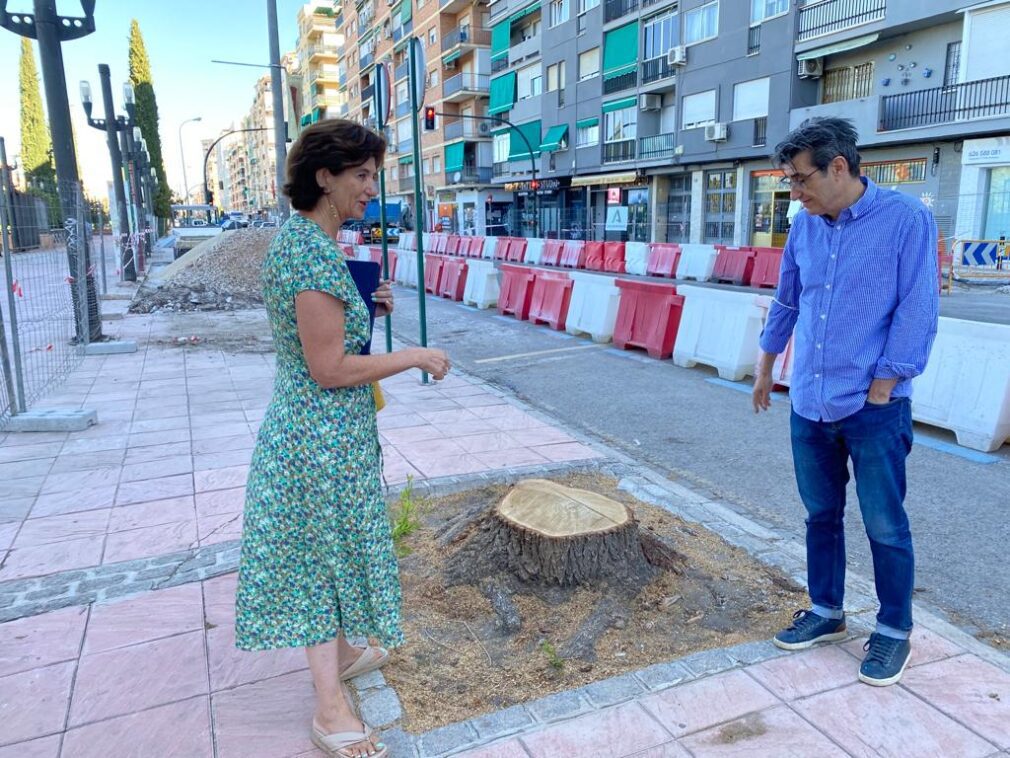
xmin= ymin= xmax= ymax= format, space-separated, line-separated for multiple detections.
xmin=282 ymin=119 xmax=386 ymax=210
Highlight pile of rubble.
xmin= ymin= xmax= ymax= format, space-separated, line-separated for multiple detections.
xmin=130 ymin=228 xmax=278 ymax=313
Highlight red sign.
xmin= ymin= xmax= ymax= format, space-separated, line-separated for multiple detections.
xmin=607 ymin=187 xmax=621 ymax=204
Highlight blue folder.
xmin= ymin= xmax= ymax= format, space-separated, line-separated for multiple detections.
xmin=344 ymin=259 xmax=381 ymax=355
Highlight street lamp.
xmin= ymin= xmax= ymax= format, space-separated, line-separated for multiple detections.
xmin=178 ymin=117 xmax=202 ymax=204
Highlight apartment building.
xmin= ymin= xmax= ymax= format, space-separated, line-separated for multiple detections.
xmin=297 ymin=2 xmax=348 ymax=126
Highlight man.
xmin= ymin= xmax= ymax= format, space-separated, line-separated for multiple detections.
xmin=753 ymin=117 xmax=939 ymax=686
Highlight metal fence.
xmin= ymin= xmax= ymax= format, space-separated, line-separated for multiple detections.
xmin=1 ymin=161 xmax=103 ymax=427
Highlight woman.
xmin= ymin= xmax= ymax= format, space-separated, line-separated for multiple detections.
xmin=235 ymin=119 xmax=451 ymax=758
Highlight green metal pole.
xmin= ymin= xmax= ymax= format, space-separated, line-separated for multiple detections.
xmin=408 ymin=38 xmax=429 ymax=383
xmin=373 ymin=81 xmax=393 ymax=355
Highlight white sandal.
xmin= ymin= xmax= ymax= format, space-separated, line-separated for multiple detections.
xmin=311 ymin=719 xmax=387 ymax=758
xmin=340 ymin=644 xmax=389 ymax=681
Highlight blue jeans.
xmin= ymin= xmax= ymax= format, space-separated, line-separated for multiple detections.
xmin=790 ymin=398 xmax=915 ymax=634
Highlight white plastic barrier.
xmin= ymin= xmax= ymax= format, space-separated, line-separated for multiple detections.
xmin=625 ymin=241 xmax=649 ymax=277
xmin=911 ymin=318 xmax=1010 ymax=452
xmin=396 ymin=248 xmax=418 ymax=288
xmin=675 ymin=244 xmax=720 ymax=282
xmin=462 ymin=258 xmax=499 ymax=309
xmin=481 ymin=236 xmax=498 ymax=260
xmin=566 ymin=271 xmax=621 ymax=343
xmin=355 ymin=245 xmax=372 ymax=262
xmin=673 ymin=285 xmax=772 ymax=380
xmin=524 ymin=238 xmax=545 ymax=265
xmin=397 ymin=232 xmax=416 ymax=252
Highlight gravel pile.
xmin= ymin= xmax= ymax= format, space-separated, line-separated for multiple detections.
xmin=131 ymin=228 xmax=278 ymax=313
xmin=997 ymin=284 xmax=1010 ymax=295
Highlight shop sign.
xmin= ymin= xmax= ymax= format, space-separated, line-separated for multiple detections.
xmin=605 ymin=206 xmax=629 ymax=231
xmin=504 ymin=178 xmax=565 ymax=193
xmin=963 ymin=137 xmax=1010 ymax=165
xmin=607 ymin=187 xmax=622 ymax=204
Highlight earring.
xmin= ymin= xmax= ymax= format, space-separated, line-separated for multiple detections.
xmin=325 ymin=193 xmax=340 ymax=220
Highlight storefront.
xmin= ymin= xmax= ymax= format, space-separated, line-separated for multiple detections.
xmin=956 ymin=136 xmax=1010 ymax=240
xmin=571 ymin=171 xmax=648 ymax=242
xmin=749 ymin=169 xmax=792 ymax=248
xmin=502 ymin=177 xmax=571 ymax=238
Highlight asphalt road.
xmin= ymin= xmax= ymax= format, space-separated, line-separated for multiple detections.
xmin=384 ymin=286 xmax=1010 ymax=647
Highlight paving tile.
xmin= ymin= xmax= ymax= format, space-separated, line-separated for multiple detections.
xmin=437 ymin=419 xmax=502 ymax=437
xmin=102 ymin=519 xmax=198 ymax=563
xmin=60 ymin=435 xmax=129 ymax=454
xmin=0 ymin=534 xmax=105 ymax=581
xmin=123 ymin=441 xmax=193 ymax=466
xmin=84 ymin=583 xmax=205 ymax=655
xmin=0 ymin=734 xmax=61 ymax=758
xmin=0 ymin=661 xmax=75 ymax=745
xmin=30 ymin=486 xmax=117 ymax=518
xmin=195 ymin=487 xmax=245 ymax=518
xmin=192 ymin=449 xmax=253 ymax=471
xmin=0 ymin=442 xmax=63 ymax=464
xmin=522 ymin=702 xmax=671 ymax=758
xmin=901 ymin=654 xmax=1010 ymax=750
xmin=199 ymin=511 xmax=243 ymax=545
xmin=450 ymin=432 xmax=522 ymax=454
xmin=375 ymin=411 xmax=427 ymax=429
xmin=212 ymin=669 xmax=318 ymax=758
xmin=40 ymin=467 xmax=120 ymax=495
xmin=0 ymin=521 xmax=18 ymax=552
xmin=119 ymin=454 xmax=194 ymax=483
xmin=746 ymin=645 xmax=858 ymax=700
xmin=62 ymin=695 xmax=213 ymax=758
xmin=69 ymin=629 xmax=209 ymax=726
xmin=0 ymin=606 xmax=88 ymax=677
xmin=473 ymin=447 xmax=550 ymax=470
xmin=108 ymin=496 xmax=197 ymax=532
xmin=129 ymin=415 xmax=191 ymax=434
xmin=190 ymin=411 xmax=250 ymax=429
xmin=625 ymin=742 xmax=693 ymax=758
xmin=0 ymin=496 xmax=34 ymax=523
xmin=128 ymin=428 xmax=191 ymax=448
xmin=0 ymin=458 xmax=54 ymax=479
xmin=7 ymin=476 xmax=45 ymax=500
xmin=506 ymin=427 xmax=578 ymax=447
xmin=531 ymin=442 xmax=603 ymax=462
xmin=842 ymin=627 xmax=965 ymax=669
xmin=116 ymin=473 xmax=195 ymax=506
xmin=48 ymin=448 xmax=125 ymax=473
xmin=680 ymin=705 xmax=846 ymax=757
xmin=207 ymin=623 xmax=307 ymax=691
xmin=202 ymin=572 xmax=239 ymax=628
xmin=408 ymin=452 xmax=490 ymax=479
xmin=194 ymin=465 xmax=250 ymax=493
xmin=639 ymin=669 xmax=780 ymax=738
xmin=794 ymin=680 xmax=995 ymax=757
xmin=381 ymin=424 xmax=450 ymax=445
xmin=191 ymin=434 xmax=256 ymax=455
xmin=191 ymin=423 xmax=253 ymax=442
xmin=456 ymin=739 xmax=530 ymax=758
xmin=14 ymin=509 xmax=112 ymax=548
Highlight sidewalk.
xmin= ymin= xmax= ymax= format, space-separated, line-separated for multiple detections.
xmin=1 ymin=303 xmax=1009 ymax=757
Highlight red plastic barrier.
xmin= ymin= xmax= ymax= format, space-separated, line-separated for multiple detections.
xmin=751 ymin=248 xmax=784 ymax=288
xmin=445 ymin=235 xmax=462 ymax=256
xmin=604 ymin=241 xmax=626 ymax=274
xmin=498 ymin=264 xmax=538 ymax=319
xmin=423 ymin=253 xmax=446 ymax=294
xmin=542 ymin=239 xmax=564 ymax=266
xmin=438 ymin=257 xmax=468 ymax=301
xmin=437 ymin=234 xmax=450 ymax=254
xmin=584 ymin=241 xmax=605 ymax=271
xmin=367 ymin=246 xmax=397 ymax=279
xmin=560 ymin=240 xmax=587 ymax=268
xmin=528 ymin=272 xmax=574 ymax=330
xmin=385 ymin=249 xmax=398 ymax=280
xmin=338 ymin=243 xmax=355 ymax=258
xmin=368 ymin=246 xmax=383 ymax=264
xmin=506 ymin=238 xmax=527 ymax=262
xmin=713 ymin=246 xmax=756 ymax=285
xmin=494 ymin=237 xmax=510 ymax=260
xmin=613 ymin=280 xmax=685 ymax=359
xmin=646 ymin=243 xmax=681 ymax=278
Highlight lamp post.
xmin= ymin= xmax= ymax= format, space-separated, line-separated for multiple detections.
xmin=120 ymin=84 xmax=150 ymax=273
xmin=178 ymin=117 xmax=202 ymax=204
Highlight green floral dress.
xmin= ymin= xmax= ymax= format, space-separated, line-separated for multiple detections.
xmin=235 ymin=214 xmax=403 ymax=651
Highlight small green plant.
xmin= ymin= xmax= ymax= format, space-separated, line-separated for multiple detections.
xmin=540 ymin=640 xmax=564 ymax=671
xmin=390 ymin=475 xmax=424 ymax=556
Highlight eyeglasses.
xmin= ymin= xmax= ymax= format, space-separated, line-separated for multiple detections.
xmin=778 ymin=168 xmax=821 ymax=190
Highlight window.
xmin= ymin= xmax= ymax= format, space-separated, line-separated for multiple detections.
xmin=579 ymin=0 xmax=599 ymax=11
xmin=684 ymin=1 xmax=718 ymax=45
xmin=423 ymin=158 xmax=431 ymax=175
xmin=578 ymin=47 xmax=600 ymax=80
xmin=576 ymin=123 xmax=599 ymax=147
xmin=749 ymin=0 xmax=786 ymax=24
xmin=604 ymin=106 xmax=637 ymax=143
xmin=983 ymin=166 xmax=1010 ymax=239
xmin=643 ymin=12 xmax=679 ymax=60
xmin=493 ymin=132 xmax=510 ymax=163
xmin=429 ymin=68 xmax=440 ymax=87
xmin=943 ymin=41 xmax=961 ymax=88
xmin=747 ymin=24 xmax=760 ymax=54
xmin=821 ymin=62 xmax=873 ymax=104
xmin=428 ymin=26 xmax=437 ymax=46
xmin=861 ymin=159 xmax=928 ymax=185
xmin=548 ymin=0 xmax=569 ymax=27
xmin=682 ymin=89 xmax=716 ymax=129
xmin=732 ymin=77 xmax=769 ymax=121
xmin=547 ymin=61 xmax=567 ymax=91
xmin=433 ymin=156 xmax=441 ymax=174
xmin=519 ymin=17 xmax=540 ymax=39
xmin=664 ymin=174 xmax=691 ymax=243
xmin=392 ymin=166 xmax=399 ymax=180
xmin=396 ymin=81 xmax=409 ymax=103
xmin=704 ymin=169 xmax=736 ymax=244
xmin=517 ymin=63 xmax=543 ymax=99
xmin=753 ymin=117 xmax=767 ymax=146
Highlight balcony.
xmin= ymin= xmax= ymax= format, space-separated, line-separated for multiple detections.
xmin=879 ymin=75 xmax=1010 ymax=132
xmin=642 ymin=56 xmax=675 ymax=86
xmin=396 ymin=100 xmax=412 ymax=118
xmin=444 ymin=118 xmax=492 ymax=140
xmin=604 ymin=0 xmax=638 ymax=23
xmin=362 ymin=83 xmax=376 ymax=103
xmin=602 ymin=139 xmax=636 ymax=163
xmin=493 ymin=161 xmax=510 ymax=178
xmin=398 ymin=175 xmax=417 ymax=194
xmin=638 ymin=133 xmax=676 ymax=161
xmin=441 ymin=25 xmax=491 ymax=52
xmin=360 ymin=51 xmax=375 ymax=70
xmin=491 ymin=57 xmax=509 ymax=74
xmin=395 ymin=61 xmax=410 ymax=81
xmin=797 ymin=0 xmax=886 ymax=42
xmin=603 ymin=71 xmax=637 ymax=95
xmin=308 ymin=44 xmax=342 ymax=60
xmin=393 ymin=25 xmax=404 ymax=42
xmin=447 ymin=164 xmax=493 ymax=184
xmin=398 ymin=138 xmax=413 ymax=154
xmin=443 ymin=73 xmax=490 ymax=101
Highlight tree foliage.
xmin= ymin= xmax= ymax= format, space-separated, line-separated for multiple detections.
xmin=18 ymin=38 xmax=58 ymax=221
xmin=128 ymin=20 xmax=172 ymax=220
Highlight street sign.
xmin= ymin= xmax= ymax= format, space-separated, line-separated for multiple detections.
xmin=374 ymin=62 xmax=391 ymax=129
xmin=410 ymin=37 xmax=426 ymax=112
xmin=605 ymin=206 xmax=629 ymax=232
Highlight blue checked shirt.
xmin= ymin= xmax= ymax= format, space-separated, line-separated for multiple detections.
xmin=759 ymin=178 xmax=939 ymax=423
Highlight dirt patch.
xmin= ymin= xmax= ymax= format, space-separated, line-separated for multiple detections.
xmin=385 ymin=472 xmax=806 ymax=733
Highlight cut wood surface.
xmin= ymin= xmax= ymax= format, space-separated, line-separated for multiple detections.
xmin=496 ymin=479 xmax=631 ymax=537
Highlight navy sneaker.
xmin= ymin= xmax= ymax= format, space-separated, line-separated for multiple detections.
xmin=858 ymin=632 xmax=911 ymax=686
xmin=772 ymin=609 xmax=847 ymax=650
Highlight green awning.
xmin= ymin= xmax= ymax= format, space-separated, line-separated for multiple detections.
xmin=797 ymin=33 xmax=879 ymax=61
xmin=576 ymin=117 xmax=599 ymax=128
xmin=394 ymin=37 xmax=410 ymax=52
xmin=603 ymin=21 xmax=638 ymax=80
xmin=400 ymin=0 xmax=412 ymax=23
xmin=392 ymin=3 xmax=402 ymax=18
xmin=311 ymin=107 xmax=322 ymax=123
xmin=509 ymin=120 xmax=541 ymax=162
xmin=488 ymin=72 xmax=517 ymax=115
xmin=398 ymin=155 xmax=413 ymax=164
xmin=442 ymin=50 xmax=462 ymax=65
xmin=491 ymin=20 xmax=510 ymax=62
xmin=300 ymin=113 xmax=312 ymax=127
xmin=540 ymin=124 xmax=568 ymax=152
xmin=509 ymin=1 xmax=541 ymax=25
xmin=445 ymin=142 xmax=466 ymax=172
xmin=602 ymin=96 xmax=637 ymax=113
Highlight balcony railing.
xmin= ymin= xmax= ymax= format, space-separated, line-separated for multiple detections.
xmin=604 ymin=0 xmax=638 ymax=22
xmin=444 ymin=119 xmax=491 ymax=140
xmin=362 ymin=83 xmax=375 ymax=102
xmin=491 ymin=57 xmax=509 ymax=74
xmin=398 ymin=175 xmax=416 ymax=193
xmin=395 ymin=61 xmax=410 ymax=81
xmin=444 ymin=73 xmax=490 ymax=97
xmin=638 ymin=133 xmax=675 ymax=161
xmin=398 ymin=139 xmax=413 ymax=154
xmin=308 ymin=44 xmax=342 ymax=58
xmin=642 ymin=55 xmax=675 ymax=85
xmin=797 ymin=0 xmax=886 ymax=42
xmin=441 ymin=26 xmax=491 ymax=52
xmin=602 ymin=139 xmax=636 ymax=163
xmin=448 ymin=164 xmax=493 ymax=184
xmin=492 ymin=161 xmax=510 ymax=178
xmin=360 ymin=51 xmax=375 ymax=70
xmin=393 ymin=25 xmax=404 ymax=43
xmin=603 ymin=71 xmax=637 ymax=94
xmin=879 ymin=74 xmax=1010 ymax=132
xmin=396 ymin=100 xmax=411 ymax=118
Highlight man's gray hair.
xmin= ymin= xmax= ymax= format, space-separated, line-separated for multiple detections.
xmin=772 ymin=117 xmax=861 ymax=178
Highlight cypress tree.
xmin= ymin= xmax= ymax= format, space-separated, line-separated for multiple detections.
xmin=18 ymin=38 xmax=59 ymax=222
xmin=128 ymin=20 xmax=172 ymax=221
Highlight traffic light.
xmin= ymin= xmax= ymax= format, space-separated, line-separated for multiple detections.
xmin=423 ymin=106 xmax=436 ymax=130
xmin=530 ymin=179 xmax=539 ymax=191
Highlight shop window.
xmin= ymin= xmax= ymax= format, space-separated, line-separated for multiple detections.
xmin=704 ymin=169 xmax=736 ymax=244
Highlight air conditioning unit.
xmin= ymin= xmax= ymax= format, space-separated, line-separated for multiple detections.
xmin=797 ymin=58 xmax=823 ymax=78
xmin=477 ymin=121 xmax=491 ymax=136
xmin=444 ymin=59 xmax=457 ymax=70
xmin=388 ymin=142 xmax=398 ymax=153
xmin=668 ymin=46 xmax=687 ymax=66
xmin=639 ymin=94 xmax=662 ymax=112
xmin=705 ymin=122 xmax=728 ymax=142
